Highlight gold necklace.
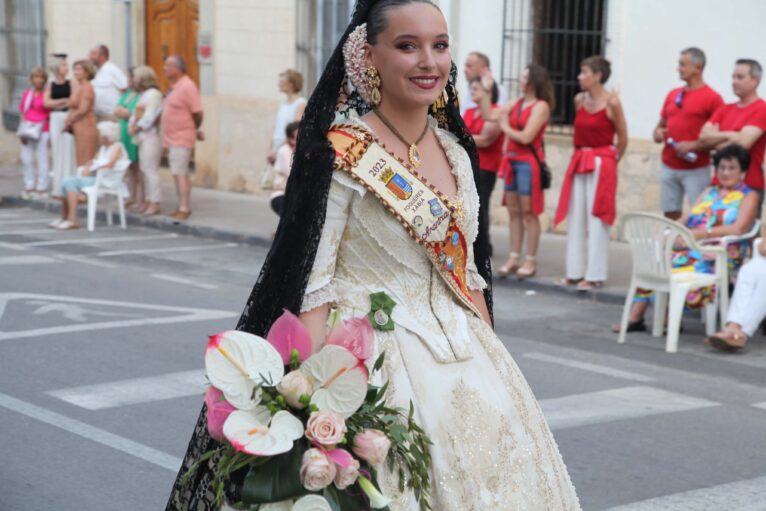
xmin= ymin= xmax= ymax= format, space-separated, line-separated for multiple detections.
xmin=372 ymin=107 xmax=429 ymax=168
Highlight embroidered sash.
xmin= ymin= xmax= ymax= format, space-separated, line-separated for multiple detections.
xmin=328 ymin=123 xmax=479 ymax=316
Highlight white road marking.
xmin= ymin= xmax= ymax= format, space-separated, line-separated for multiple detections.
xmin=151 ymin=273 xmax=219 ymax=290
xmin=97 ymin=243 xmax=238 ymax=257
xmin=0 ymin=218 xmax=55 ymax=225
xmin=0 ymin=228 xmax=54 ymax=235
xmin=605 ymin=474 xmax=766 ymax=510
xmin=523 ymin=352 xmax=655 ymax=383
xmin=752 ymin=402 xmax=766 ymax=411
xmin=0 ymin=241 xmax=28 ymax=251
xmin=0 ymin=255 xmax=57 ymax=265
xmin=24 ymin=233 xmax=179 ymax=247
xmin=48 ymin=370 xmax=206 ymax=410
xmin=53 ymin=254 xmax=118 ymax=269
xmin=0 ymin=293 xmax=238 ymax=341
xmin=539 ymin=386 xmax=718 ymax=430
xmin=0 ymin=392 xmax=182 ymax=471
xmin=0 ymin=212 xmax=22 ymax=219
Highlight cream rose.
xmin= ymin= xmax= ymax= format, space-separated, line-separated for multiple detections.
xmin=351 ymin=429 xmax=391 ymax=466
xmin=300 ymin=448 xmax=337 ymax=491
xmin=276 ymin=370 xmax=313 ymax=409
xmin=305 ymin=410 xmax=347 ymax=448
xmin=334 ymin=457 xmax=360 ymax=490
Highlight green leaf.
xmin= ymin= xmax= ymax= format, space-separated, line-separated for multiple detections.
xmin=241 ymin=443 xmax=308 ymax=504
xmin=324 ymin=484 xmax=367 ymax=511
xmin=373 ymin=352 xmax=386 ymax=373
xmin=367 ymin=292 xmax=397 ymax=331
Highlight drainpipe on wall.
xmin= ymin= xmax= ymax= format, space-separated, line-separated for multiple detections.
xmin=122 ymin=0 xmax=133 ymax=67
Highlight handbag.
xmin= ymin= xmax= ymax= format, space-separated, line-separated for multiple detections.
xmin=515 ymin=100 xmax=551 ymax=190
xmin=16 ymin=90 xmax=44 ymax=141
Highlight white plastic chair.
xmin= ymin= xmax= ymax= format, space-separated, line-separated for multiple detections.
xmin=618 ymin=212 xmax=728 ymax=353
xmin=79 ymin=159 xmax=131 ymax=232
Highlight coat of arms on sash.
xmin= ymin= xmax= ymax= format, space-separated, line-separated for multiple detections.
xmin=428 ymin=198 xmax=443 ymax=217
xmin=379 ymin=167 xmax=413 ymax=200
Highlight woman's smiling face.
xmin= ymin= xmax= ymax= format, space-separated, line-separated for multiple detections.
xmin=365 ymin=3 xmax=451 ymax=110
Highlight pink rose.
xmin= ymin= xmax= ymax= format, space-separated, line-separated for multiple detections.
xmin=352 ymin=429 xmax=391 ymax=466
xmin=276 ymin=370 xmax=314 ymax=409
xmin=305 ymin=410 xmax=347 ymax=448
xmin=204 ymin=386 xmax=235 ymax=442
xmin=334 ymin=456 xmax=360 ymax=490
xmin=300 ymin=448 xmax=337 ymax=491
xmin=326 ymin=317 xmax=375 ymax=361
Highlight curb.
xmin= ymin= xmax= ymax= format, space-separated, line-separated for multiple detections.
xmin=0 ymin=194 xmax=274 ymax=248
xmin=1 ymin=193 xmax=627 ymax=304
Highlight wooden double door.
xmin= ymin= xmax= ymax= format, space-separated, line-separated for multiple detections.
xmin=145 ymin=0 xmax=199 ymax=92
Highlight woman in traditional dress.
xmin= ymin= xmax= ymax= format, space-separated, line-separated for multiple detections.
xmin=166 ymin=1 xmax=580 ymax=509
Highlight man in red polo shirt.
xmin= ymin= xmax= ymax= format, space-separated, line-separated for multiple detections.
xmin=701 ymin=59 xmax=766 ymax=210
xmin=654 ymin=47 xmax=723 ymax=220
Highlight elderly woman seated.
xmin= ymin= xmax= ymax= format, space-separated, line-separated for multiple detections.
xmin=613 ymin=144 xmax=759 ymax=339
xmin=706 ymin=225 xmax=766 ymax=352
xmin=50 ymin=121 xmax=129 ymax=230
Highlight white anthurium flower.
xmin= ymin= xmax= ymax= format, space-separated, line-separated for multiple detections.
xmin=299 ymin=345 xmax=368 ymax=419
xmin=260 ymin=501 xmax=293 ymax=511
xmin=205 ymin=330 xmax=285 ymax=410
xmin=223 ymin=409 xmax=303 ymax=456
xmin=292 ymin=495 xmax=333 ymax=511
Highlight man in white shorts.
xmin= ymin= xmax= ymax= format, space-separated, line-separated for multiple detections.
xmin=653 ymin=47 xmax=723 ymax=219
xmin=161 ymin=55 xmax=203 ymax=220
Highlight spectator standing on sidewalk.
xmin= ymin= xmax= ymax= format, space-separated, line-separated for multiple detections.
xmin=129 ymin=66 xmax=164 ymax=216
xmin=554 ymin=56 xmax=628 ymax=291
xmin=700 ymin=59 xmax=766 ymax=212
xmin=270 ymin=121 xmax=299 ymax=217
xmin=478 ymin=64 xmax=554 ymax=279
xmin=114 ymin=68 xmax=142 ymax=209
xmin=65 ymin=60 xmax=99 ymax=167
xmin=161 ymin=55 xmax=203 ymax=221
xmin=267 ymin=69 xmax=306 ymax=165
xmin=89 ymin=44 xmax=128 ymax=122
xmin=654 ymin=47 xmax=724 ymax=220
xmin=463 ymin=79 xmax=503 ymax=258
xmin=18 ymin=67 xmax=51 ymax=199
xmin=44 ymin=53 xmax=77 ymax=198
xmin=461 ymin=52 xmax=508 ymax=115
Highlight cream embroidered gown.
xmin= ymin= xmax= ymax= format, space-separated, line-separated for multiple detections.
xmin=301 ymin=114 xmax=581 ymax=510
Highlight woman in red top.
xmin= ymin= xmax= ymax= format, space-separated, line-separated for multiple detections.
xmin=478 ymin=64 xmax=554 ymax=279
xmin=554 ymin=56 xmax=628 ymax=291
xmin=463 ymin=79 xmax=503 ymax=258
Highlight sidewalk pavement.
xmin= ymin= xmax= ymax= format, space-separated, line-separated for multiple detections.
xmin=0 ymin=164 xmax=632 ymax=304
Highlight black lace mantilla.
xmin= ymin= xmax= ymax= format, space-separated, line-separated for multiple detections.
xmin=165 ymin=1 xmax=492 ymax=509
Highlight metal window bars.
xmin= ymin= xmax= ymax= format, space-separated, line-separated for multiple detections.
xmin=501 ymin=0 xmax=608 ymax=133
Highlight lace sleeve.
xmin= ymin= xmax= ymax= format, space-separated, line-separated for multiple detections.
xmin=300 ymin=174 xmax=356 ymax=312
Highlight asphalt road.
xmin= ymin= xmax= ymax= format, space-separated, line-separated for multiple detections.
xmin=1 ymin=206 xmax=765 ymax=511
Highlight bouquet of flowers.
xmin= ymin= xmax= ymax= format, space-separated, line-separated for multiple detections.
xmin=182 ymin=306 xmax=432 ymax=511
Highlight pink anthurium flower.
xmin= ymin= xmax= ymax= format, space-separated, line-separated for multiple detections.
xmin=204 ymin=386 xmax=236 ymax=442
xmin=267 ymin=310 xmax=314 ymax=365
xmin=326 ymin=317 xmax=375 ymax=361
xmin=300 ymin=345 xmax=368 ymax=419
xmin=326 ymin=447 xmax=355 ymax=468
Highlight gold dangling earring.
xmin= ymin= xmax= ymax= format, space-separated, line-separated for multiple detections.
xmin=367 ymin=66 xmax=381 ymax=106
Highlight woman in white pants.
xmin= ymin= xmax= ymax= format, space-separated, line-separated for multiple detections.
xmin=44 ymin=54 xmax=77 ymax=198
xmin=707 ymin=228 xmax=766 ymax=352
xmin=554 ymin=56 xmax=627 ymax=291
xmin=18 ymin=68 xmax=51 ymax=199
xmin=129 ymin=66 xmax=163 ymax=216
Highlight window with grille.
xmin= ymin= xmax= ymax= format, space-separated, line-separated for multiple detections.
xmin=501 ymin=0 xmax=608 ymax=132
xmin=295 ymin=0 xmax=354 ymax=91
xmin=0 ymin=0 xmax=46 ymax=130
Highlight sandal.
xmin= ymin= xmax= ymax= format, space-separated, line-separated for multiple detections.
xmin=555 ymin=277 xmax=582 ymax=287
xmin=612 ymin=319 xmax=646 ymax=333
xmin=706 ymin=328 xmax=747 ymax=353
xmin=516 ymin=256 xmax=537 ymax=279
xmin=56 ymin=220 xmax=80 ymax=230
xmin=497 ymin=252 xmax=521 ymax=278
xmin=577 ymin=280 xmax=605 ymax=292
xmin=172 ymin=210 xmax=192 ymax=221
